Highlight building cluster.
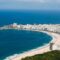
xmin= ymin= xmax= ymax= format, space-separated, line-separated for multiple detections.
xmin=0 ymin=23 xmax=60 ymax=33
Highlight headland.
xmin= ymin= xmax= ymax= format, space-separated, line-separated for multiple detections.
xmin=0 ymin=23 xmax=60 ymax=33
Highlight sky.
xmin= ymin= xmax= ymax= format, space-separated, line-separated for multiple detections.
xmin=0 ymin=0 xmax=60 ymax=10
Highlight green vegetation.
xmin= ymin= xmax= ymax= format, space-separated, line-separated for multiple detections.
xmin=22 ymin=50 xmax=60 ymax=60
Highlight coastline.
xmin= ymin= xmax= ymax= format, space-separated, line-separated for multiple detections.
xmin=4 ymin=31 xmax=60 ymax=60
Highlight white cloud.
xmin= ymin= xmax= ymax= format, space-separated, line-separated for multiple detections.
xmin=14 ymin=0 xmax=60 ymax=3
xmin=0 ymin=0 xmax=60 ymax=10
xmin=14 ymin=0 xmax=48 ymax=3
xmin=0 ymin=0 xmax=60 ymax=3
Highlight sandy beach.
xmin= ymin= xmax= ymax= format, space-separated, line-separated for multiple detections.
xmin=4 ymin=31 xmax=60 ymax=60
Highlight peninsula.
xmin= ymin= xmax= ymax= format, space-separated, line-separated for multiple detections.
xmin=0 ymin=23 xmax=60 ymax=33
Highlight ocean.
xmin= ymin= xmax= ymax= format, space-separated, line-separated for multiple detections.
xmin=0 ymin=10 xmax=60 ymax=26
xmin=0 ymin=10 xmax=60 ymax=60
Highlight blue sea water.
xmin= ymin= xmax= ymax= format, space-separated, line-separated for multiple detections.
xmin=0 ymin=30 xmax=52 ymax=60
xmin=0 ymin=10 xmax=60 ymax=60
xmin=0 ymin=10 xmax=60 ymax=26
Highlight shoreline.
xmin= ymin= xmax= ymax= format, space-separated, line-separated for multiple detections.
xmin=4 ymin=31 xmax=60 ymax=60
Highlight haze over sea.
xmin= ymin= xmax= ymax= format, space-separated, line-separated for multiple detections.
xmin=0 ymin=10 xmax=60 ymax=60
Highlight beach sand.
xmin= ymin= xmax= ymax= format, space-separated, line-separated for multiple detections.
xmin=4 ymin=31 xmax=60 ymax=60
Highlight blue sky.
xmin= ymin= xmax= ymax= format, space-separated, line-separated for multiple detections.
xmin=0 ymin=0 xmax=60 ymax=10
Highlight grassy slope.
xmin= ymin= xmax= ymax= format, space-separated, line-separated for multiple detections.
xmin=22 ymin=50 xmax=60 ymax=60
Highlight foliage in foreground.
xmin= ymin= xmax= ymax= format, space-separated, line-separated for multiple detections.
xmin=22 ymin=50 xmax=60 ymax=60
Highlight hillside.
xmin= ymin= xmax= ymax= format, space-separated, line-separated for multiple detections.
xmin=22 ymin=50 xmax=60 ymax=60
